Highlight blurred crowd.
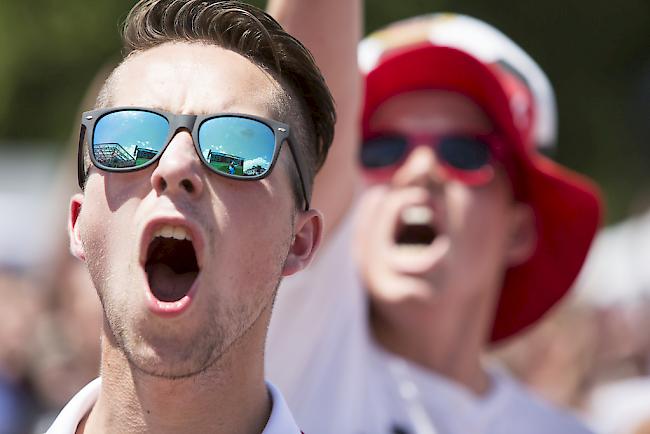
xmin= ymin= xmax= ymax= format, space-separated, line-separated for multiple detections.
xmin=0 ymin=158 xmax=101 ymax=433
xmin=0 ymin=253 xmax=101 ymax=433
xmin=0 ymin=1 xmax=649 ymax=434
xmin=0 ymin=67 xmax=109 ymax=433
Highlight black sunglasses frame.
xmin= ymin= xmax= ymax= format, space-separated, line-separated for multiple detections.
xmin=77 ymin=107 xmax=311 ymax=210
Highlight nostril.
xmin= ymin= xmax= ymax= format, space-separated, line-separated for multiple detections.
xmin=181 ymin=179 xmax=194 ymax=193
xmin=159 ymin=178 xmax=168 ymax=191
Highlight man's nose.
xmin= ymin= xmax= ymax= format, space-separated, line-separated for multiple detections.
xmin=391 ymin=145 xmax=444 ymax=189
xmin=150 ymin=130 xmax=204 ymax=197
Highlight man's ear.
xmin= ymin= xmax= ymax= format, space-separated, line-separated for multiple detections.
xmin=69 ymin=194 xmax=86 ymax=261
xmin=506 ymin=203 xmax=537 ymax=267
xmin=282 ymin=208 xmax=324 ymax=277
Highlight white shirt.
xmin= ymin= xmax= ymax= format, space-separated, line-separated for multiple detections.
xmin=45 ymin=378 xmax=301 ymax=434
xmin=266 ymin=208 xmax=593 ymax=434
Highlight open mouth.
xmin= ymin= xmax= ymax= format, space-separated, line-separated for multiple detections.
xmin=394 ymin=205 xmax=438 ymax=247
xmin=145 ymin=225 xmax=199 ymax=303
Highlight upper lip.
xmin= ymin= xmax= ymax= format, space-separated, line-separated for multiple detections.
xmin=139 ymin=214 xmax=205 ymax=270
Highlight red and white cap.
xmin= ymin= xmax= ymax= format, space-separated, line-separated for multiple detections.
xmin=359 ymin=13 xmax=603 ymax=342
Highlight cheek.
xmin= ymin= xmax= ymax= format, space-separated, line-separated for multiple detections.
xmin=78 ymin=193 xmax=111 ymax=258
xmin=444 ymin=182 xmax=512 ymax=248
xmin=207 ymin=184 xmax=294 ymax=289
xmin=88 ymin=170 xmax=152 ymax=212
xmin=210 ymin=219 xmax=290 ymax=320
xmin=354 ymin=188 xmax=399 ymax=289
xmin=78 ymin=185 xmax=139 ymax=280
xmin=354 ymin=187 xmax=387 ymax=252
xmin=77 ymin=204 xmax=113 ymax=305
xmin=221 ymin=211 xmax=292 ymax=267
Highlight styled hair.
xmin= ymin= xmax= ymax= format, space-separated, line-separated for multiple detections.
xmin=89 ymin=0 xmax=335 ymax=206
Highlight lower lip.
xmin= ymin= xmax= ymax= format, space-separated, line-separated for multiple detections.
xmin=144 ymin=281 xmax=198 ymax=318
xmin=388 ymin=237 xmax=449 ymax=274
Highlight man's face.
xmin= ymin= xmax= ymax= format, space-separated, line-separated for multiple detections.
xmin=69 ymin=42 xmax=320 ymax=378
xmin=357 ymin=90 xmax=534 ymax=317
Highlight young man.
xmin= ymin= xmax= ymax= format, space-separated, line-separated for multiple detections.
xmin=266 ymin=9 xmax=601 ymax=434
xmin=46 ymin=0 xmax=335 ymax=432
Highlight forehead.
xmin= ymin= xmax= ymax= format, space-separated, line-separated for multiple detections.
xmin=369 ymin=90 xmax=493 ymax=135
xmin=107 ymin=42 xmax=283 ymax=117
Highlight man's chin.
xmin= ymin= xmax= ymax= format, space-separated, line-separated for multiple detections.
xmin=130 ymin=359 xmax=211 ymax=380
xmin=123 ymin=340 xmax=222 ymax=380
xmin=109 ymin=320 xmax=225 ymax=380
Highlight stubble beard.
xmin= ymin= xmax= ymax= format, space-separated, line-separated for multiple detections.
xmin=85 ymin=210 xmax=294 ymax=381
xmin=91 ymin=261 xmax=284 ymax=381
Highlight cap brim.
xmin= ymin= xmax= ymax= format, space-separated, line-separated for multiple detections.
xmin=491 ymin=155 xmax=601 ymax=341
xmin=362 ymin=44 xmax=602 ymax=341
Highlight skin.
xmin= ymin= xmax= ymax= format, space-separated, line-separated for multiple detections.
xmin=267 ymin=0 xmax=362 ymax=240
xmin=68 ymin=42 xmax=323 ymax=433
xmin=358 ymin=90 xmax=536 ymax=394
xmin=274 ymin=0 xmax=534 ymax=399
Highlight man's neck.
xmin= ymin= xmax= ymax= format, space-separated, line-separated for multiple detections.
xmin=80 ymin=334 xmax=271 ymax=434
xmin=370 ymin=294 xmax=494 ymax=396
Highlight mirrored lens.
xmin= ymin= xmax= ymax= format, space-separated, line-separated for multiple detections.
xmin=93 ymin=110 xmax=169 ymax=169
xmin=437 ymin=136 xmax=490 ymax=171
xmin=199 ymin=117 xmax=276 ymax=178
xmin=361 ymin=135 xmax=408 ymax=168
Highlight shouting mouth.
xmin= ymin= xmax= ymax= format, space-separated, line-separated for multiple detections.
xmin=142 ymin=222 xmax=202 ymax=316
xmin=146 ymin=225 xmax=199 ymax=302
xmin=361 ymin=185 xmax=450 ymax=277
xmin=395 ymin=205 xmax=438 ymax=249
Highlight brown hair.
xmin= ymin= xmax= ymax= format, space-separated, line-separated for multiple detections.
xmin=91 ymin=0 xmax=335 ymax=206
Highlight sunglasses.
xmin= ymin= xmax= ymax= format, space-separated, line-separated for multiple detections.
xmin=361 ymin=133 xmax=502 ymax=185
xmin=77 ymin=107 xmax=311 ymax=210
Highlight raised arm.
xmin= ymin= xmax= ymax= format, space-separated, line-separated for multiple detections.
xmin=267 ymin=0 xmax=363 ymax=242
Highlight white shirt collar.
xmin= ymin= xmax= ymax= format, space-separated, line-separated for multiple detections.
xmin=264 ymin=381 xmax=303 ymax=434
xmin=45 ymin=378 xmax=301 ymax=434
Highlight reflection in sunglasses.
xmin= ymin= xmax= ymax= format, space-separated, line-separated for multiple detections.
xmin=81 ymin=107 xmax=312 ymax=210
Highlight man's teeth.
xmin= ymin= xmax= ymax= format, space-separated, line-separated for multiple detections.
xmin=153 ymin=225 xmax=192 ymax=241
xmin=400 ymin=206 xmax=433 ymax=226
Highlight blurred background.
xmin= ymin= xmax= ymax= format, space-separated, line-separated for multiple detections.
xmin=1 ymin=0 xmax=648 ymax=221
xmin=0 ymin=0 xmax=647 ymax=433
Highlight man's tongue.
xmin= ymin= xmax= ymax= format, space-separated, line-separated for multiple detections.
xmin=146 ymin=263 xmax=197 ymax=302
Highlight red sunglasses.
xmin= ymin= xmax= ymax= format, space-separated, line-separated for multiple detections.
xmin=360 ymin=132 xmax=506 ymax=185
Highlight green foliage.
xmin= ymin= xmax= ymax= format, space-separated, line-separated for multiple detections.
xmin=0 ymin=0 xmax=134 ymax=142
xmin=0 ymin=0 xmax=647 ymax=221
